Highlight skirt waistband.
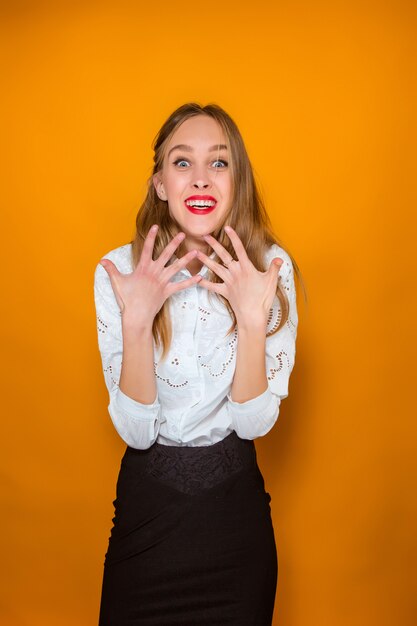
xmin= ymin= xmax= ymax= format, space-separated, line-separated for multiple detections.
xmin=123 ymin=430 xmax=256 ymax=496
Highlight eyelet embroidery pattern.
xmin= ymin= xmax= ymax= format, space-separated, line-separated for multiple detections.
xmin=283 ymin=262 xmax=291 ymax=291
xmin=97 ymin=315 xmax=108 ymax=334
xmin=199 ymin=306 xmax=211 ymax=323
xmin=104 ymin=364 xmax=118 ymax=387
xmin=267 ymin=307 xmax=282 ymax=334
xmin=198 ymin=329 xmax=238 ymax=378
xmin=287 ymin=317 xmax=297 ymax=334
xmin=153 ymin=361 xmax=189 ymax=388
xmin=267 ymin=350 xmax=290 ymax=380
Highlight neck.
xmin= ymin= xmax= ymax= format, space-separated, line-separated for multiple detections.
xmin=186 ymin=259 xmax=204 ymax=276
xmin=176 ymin=240 xmax=211 ymax=276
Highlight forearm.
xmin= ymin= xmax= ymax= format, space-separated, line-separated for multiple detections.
xmin=227 ymin=317 xmax=282 ymax=440
xmin=230 ymin=319 xmax=268 ymax=403
xmin=119 ymin=314 xmax=157 ymax=404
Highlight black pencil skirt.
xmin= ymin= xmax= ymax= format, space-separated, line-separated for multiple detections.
xmin=98 ymin=430 xmax=278 ymax=625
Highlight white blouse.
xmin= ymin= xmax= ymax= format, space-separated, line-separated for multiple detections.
xmin=94 ymin=241 xmax=298 ymax=448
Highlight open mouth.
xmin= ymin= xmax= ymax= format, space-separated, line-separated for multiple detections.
xmin=184 ymin=196 xmax=217 ymax=214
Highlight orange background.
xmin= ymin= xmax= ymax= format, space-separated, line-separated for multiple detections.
xmin=1 ymin=1 xmax=416 ymax=624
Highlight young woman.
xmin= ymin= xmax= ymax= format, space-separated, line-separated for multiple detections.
xmin=94 ymin=102 xmax=301 ymax=625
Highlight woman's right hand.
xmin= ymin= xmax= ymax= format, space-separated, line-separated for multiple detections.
xmin=99 ymin=225 xmax=201 ymax=325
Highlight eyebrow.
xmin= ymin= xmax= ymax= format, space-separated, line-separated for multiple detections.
xmin=167 ymin=144 xmax=228 ymax=158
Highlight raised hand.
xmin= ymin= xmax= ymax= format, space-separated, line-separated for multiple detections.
xmin=196 ymin=226 xmax=283 ymax=327
xmin=99 ymin=225 xmax=201 ymax=325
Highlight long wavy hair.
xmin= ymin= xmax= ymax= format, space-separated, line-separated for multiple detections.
xmin=130 ymin=102 xmax=306 ymax=362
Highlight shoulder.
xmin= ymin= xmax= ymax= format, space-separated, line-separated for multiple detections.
xmin=98 ymin=242 xmax=133 ymax=272
xmin=263 ymin=243 xmax=293 ymax=278
xmin=93 ymin=244 xmax=132 ymax=336
xmin=93 ymin=243 xmax=133 ymax=311
xmin=94 ymin=242 xmax=133 ymax=284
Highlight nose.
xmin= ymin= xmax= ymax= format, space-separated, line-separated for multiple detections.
xmin=192 ymin=163 xmax=213 ymax=189
xmin=193 ymin=180 xmax=210 ymax=189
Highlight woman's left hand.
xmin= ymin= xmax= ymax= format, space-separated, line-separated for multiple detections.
xmin=196 ymin=226 xmax=283 ymax=328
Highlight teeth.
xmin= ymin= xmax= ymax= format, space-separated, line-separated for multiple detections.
xmin=186 ymin=199 xmax=216 ymax=207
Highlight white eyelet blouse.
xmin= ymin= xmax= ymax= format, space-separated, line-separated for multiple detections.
xmin=94 ymin=242 xmax=298 ymax=448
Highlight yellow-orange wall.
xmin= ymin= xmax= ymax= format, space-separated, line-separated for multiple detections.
xmin=1 ymin=1 xmax=416 ymax=624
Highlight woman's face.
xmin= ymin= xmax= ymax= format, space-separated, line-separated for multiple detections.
xmin=153 ymin=115 xmax=233 ymax=251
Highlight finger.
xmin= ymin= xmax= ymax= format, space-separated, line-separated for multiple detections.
xmin=99 ymin=259 xmax=125 ymax=311
xmin=202 ymin=234 xmax=234 ymax=266
xmin=270 ymin=257 xmax=283 ymax=274
xmin=224 ymin=226 xmax=250 ymax=266
xmin=196 ymin=250 xmax=229 ymax=281
xmin=167 ymin=273 xmax=202 ymax=295
xmin=197 ymin=277 xmax=226 ymax=295
xmin=139 ymin=224 xmax=159 ymax=266
xmin=156 ymin=231 xmax=186 ymax=268
xmin=99 ymin=259 xmax=121 ymax=279
xmin=162 ymin=249 xmax=198 ymax=280
xmin=269 ymin=259 xmax=284 ymax=289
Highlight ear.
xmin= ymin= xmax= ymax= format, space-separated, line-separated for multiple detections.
xmin=153 ymin=173 xmax=167 ymax=201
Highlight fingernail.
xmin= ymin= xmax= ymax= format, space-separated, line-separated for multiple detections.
xmin=151 ymin=225 xmax=158 ymax=231
xmin=224 ymin=225 xmax=231 ymax=231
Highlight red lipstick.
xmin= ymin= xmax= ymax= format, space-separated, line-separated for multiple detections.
xmin=184 ymin=195 xmax=217 ymax=216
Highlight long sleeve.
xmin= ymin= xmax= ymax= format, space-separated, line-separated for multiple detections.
xmin=94 ymin=256 xmax=164 ymax=449
xmin=227 ymin=247 xmax=298 ymax=439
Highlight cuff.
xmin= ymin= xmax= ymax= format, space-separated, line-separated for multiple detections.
xmin=115 ymin=387 xmax=160 ymax=421
xmin=227 ymin=385 xmax=273 ymax=417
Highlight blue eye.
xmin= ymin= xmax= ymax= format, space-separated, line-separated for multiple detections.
xmin=172 ymin=157 xmax=228 ymax=169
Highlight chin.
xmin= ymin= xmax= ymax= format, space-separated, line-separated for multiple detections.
xmin=182 ymin=222 xmax=214 ymax=235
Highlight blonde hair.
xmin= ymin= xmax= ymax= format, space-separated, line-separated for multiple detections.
xmin=130 ymin=102 xmax=306 ymax=361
